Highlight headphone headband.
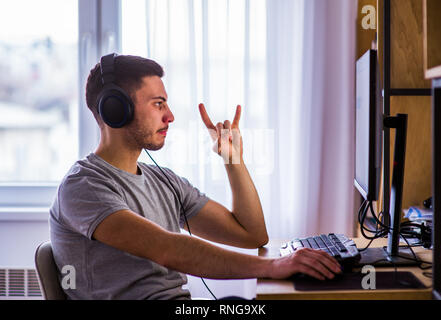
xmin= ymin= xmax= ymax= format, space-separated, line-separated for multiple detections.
xmin=100 ymin=53 xmax=117 ymax=85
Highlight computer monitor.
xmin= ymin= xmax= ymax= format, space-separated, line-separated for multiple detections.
xmin=432 ymin=78 xmax=441 ymax=299
xmin=355 ymin=50 xmax=417 ymax=266
xmin=354 ymin=49 xmax=382 ymax=201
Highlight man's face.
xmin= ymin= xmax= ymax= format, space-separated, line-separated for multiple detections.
xmin=125 ymin=76 xmax=174 ymax=151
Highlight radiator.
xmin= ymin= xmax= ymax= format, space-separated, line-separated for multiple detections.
xmin=0 ymin=268 xmax=43 ymax=300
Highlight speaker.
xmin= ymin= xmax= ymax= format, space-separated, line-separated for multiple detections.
xmin=97 ymin=53 xmax=134 ymax=128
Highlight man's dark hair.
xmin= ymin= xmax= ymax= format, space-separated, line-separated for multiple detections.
xmin=85 ymin=55 xmax=164 ymax=125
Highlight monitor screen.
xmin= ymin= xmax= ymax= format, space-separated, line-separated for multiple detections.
xmin=354 ymin=49 xmax=382 ymax=201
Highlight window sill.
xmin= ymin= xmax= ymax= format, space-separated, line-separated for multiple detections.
xmin=0 ymin=207 xmax=49 ymax=222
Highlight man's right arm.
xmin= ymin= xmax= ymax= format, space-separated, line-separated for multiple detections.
xmin=93 ymin=209 xmax=341 ymax=280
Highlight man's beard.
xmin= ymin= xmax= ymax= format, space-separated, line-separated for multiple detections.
xmin=125 ymin=121 xmax=164 ymax=151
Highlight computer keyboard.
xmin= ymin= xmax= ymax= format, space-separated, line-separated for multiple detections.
xmin=280 ymin=233 xmax=361 ymax=268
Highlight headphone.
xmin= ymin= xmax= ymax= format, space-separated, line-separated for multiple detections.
xmin=97 ymin=53 xmax=134 ymax=128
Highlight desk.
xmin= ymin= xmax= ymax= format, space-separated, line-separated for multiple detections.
xmin=256 ymin=238 xmax=432 ymax=300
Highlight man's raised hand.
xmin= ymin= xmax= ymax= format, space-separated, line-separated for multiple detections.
xmin=198 ymin=103 xmax=243 ymax=164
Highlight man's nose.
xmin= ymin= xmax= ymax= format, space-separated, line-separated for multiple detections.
xmin=163 ymin=107 xmax=174 ymax=123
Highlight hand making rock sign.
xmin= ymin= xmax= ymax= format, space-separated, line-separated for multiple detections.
xmin=198 ymin=103 xmax=243 ymax=165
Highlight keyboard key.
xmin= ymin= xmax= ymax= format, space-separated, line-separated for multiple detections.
xmin=339 ymin=251 xmax=352 ymax=259
xmin=300 ymin=239 xmax=311 ymax=249
xmin=320 ymin=234 xmax=333 ymax=247
xmin=329 ymin=247 xmax=340 ymax=257
xmin=347 ymin=245 xmax=359 ymax=255
xmin=314 ymin=236 xmax=326 ymax=248
xmin=292 ymin=240 xmax=303 ymax=249
xmin=307 ymin=238 xmax=319 ymax=249
xmin=334 ymin=241 xmax=347 ymax=252
xmin=328 ymin=236 xmax=348 ymax=252
xmin=280 ymin=246 xmax=293 ymax=256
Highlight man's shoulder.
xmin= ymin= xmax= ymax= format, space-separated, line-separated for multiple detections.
xmin=51 ymin=154 xmax=125 ymax=216
xmin=59 ymin=154 xmax=117 ymax=193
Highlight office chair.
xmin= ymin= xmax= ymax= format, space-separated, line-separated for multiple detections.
xmin=34 ymin=241 xmax=67 ymax=300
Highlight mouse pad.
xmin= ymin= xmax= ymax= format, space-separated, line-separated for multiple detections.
xmin=292 ymin=271 xmax=426 ymax=291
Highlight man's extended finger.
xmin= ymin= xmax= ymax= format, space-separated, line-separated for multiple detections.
xmin=198 ymin=103 xmax=216 ymax=130
xmin=232 ymin=105 xmax=241 ymax=128
xmin=199 ymin=103 xmax=218 ymax=140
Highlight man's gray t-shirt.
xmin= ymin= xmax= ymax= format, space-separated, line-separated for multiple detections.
xmin=49 ymin=153 xmax=209 ymax=300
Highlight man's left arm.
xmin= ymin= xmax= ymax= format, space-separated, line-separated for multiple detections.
xmin=225 ymin=160 xmax=268 ymax=246
xmin=185 ymin=104 xmax=268 ymax=249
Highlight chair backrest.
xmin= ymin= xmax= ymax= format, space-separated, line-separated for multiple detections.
xmin=34 ymin=241 xmax=67 ymax=300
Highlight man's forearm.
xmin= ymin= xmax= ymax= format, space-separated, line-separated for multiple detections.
xmin=162 ymin=231 xmax=273 ymax=279
xmin=224 ymin=160 xmax=268 ymax=246
xmin=162 ymin=231 xmax=341 ymax=282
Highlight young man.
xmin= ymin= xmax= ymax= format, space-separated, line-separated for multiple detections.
xmin=49 ymin=54 xmax=341 ymax=300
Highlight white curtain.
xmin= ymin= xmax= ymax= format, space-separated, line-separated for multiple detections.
xmin=266 ymin=0 xmax=357 ymax=239
xmin=122 ymin=0 xmax=357 ymax=299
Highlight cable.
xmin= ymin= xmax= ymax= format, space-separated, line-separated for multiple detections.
xmin=358 ymin=238 xmax=374 ymax=252
xmin=358 ymin=200 xmax=388 ymax=241
xmin=357 ymin=200 xmax=433 ymax=274
xmin=143 ymin=149 xmax=218 ymax=300
xmin=397 ymin=235 xmax=432 ymax=269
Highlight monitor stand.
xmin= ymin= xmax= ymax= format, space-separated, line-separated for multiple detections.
xmin=357 ymin=246 xmax=420 ymax=267
xmin=359 ymin=114 xmax=420 ymax=267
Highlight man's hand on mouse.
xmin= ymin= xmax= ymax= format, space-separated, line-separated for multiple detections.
xmin=269 ymin=248 xmax=343 ymax=281
xmin=198 ymin=103 xmax=243 ymax=165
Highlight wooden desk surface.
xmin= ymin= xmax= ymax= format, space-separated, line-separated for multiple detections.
xmin=257 ymin=238 xmax=433 ymax=300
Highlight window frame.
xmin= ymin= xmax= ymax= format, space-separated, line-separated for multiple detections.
xmin=0 ymin=0 xmax=121 ymax=210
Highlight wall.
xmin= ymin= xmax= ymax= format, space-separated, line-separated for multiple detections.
xmin=0 ymin=211 xmax=49 ymax=268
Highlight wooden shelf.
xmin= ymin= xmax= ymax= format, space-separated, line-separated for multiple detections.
xmin=375 ymin=0 xmax=432 ymax=213
xmin=390 ymin=0 xmax=430 ymax=88
xmin=423 ymin=0 xmax=441 ymax=79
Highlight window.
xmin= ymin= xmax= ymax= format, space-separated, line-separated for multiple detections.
xmin=0 ymin=0 xmax=79 ymax=183
xmin=0 ymin=0 xmax=112 ymax=208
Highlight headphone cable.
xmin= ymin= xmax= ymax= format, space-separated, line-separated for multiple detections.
xmin=143 ymin=149 xmax=218 ymax=300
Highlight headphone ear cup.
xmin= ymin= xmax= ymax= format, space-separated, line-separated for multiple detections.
xmin=97 ymin=86 xmax=134 ymax=128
